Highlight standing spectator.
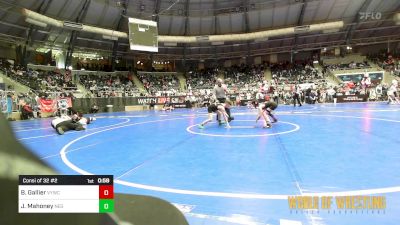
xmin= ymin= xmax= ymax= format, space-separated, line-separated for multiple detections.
xmin=293 ymin=84 xmax=302 ymax=107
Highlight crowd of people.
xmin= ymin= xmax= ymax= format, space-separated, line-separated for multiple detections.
xmin=323 ymin=61 xmax=371 ymax=71
xmin=367 ymin=52 xmax=400 ymax=77
xmin=137 ymin=73 xmax=180 ymax=96
xmin=1 ymin=53 xmax=399 ymax=122
xmin=0 ymin=59 xmax=77 ymax=92
xmin=79 ymin=73 xmax=141 ymax=98
xmin=224 ymin=64 xmax=265 ymax=88
xmin=186 ymin=68 xmax=219 ymax=90
xmin=270 ymin=62 xmax=323 ymax=85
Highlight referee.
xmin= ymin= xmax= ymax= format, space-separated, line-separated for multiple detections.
xmin=214 ymin=78 xmax=227 ymax=103
xmin=213 ymin=78 xmax=233 ymax=122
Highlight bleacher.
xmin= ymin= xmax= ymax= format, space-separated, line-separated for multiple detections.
xmin=224 ymin=64 xmax=265 ymax=88
xmin=79 ymin=73 xmax=140 ymax=98
xmin=0 ymin=59 xmax=77 ymax=92
xmin=137 ymin=72 xmax=180 ymax=96
xmin=186 ymin=68 xmax=219 ymax=90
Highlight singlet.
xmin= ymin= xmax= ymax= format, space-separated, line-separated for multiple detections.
xmin=263 ymin=101 xmax=278 ymax=110
xmin=207 ymin=104 xmax=219 ymax=113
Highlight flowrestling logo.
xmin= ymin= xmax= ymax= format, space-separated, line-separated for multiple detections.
xmin=359 ymin=12 xmax=382 ymax=20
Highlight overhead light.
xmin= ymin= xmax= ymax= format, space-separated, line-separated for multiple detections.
xmin=137 ymin=60 xmax=141 ymax=64
xmin=25 ymin=18 xmax=47 ymax=28
xmin=63 ymin=21 xmax=83 ymax=30
xmin=196 ymin=36 xmax=210 ymax=42
xmin=36 ymin=48 xmax=50 ymax=53
xmin=294 ymin=25 xmax=310 ymax=33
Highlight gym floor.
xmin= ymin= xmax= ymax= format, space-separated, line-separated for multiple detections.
xmin=11 ymin=102 xmax=400 ymax=225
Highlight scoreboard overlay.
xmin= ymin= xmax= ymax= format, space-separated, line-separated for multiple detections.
xmin=18 ymin=175 xmax=114 ymax=213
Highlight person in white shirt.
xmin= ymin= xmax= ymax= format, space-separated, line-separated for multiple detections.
xmin=387 ymin=80 xmax=399 ymax=104
xmin=361 ymin=74 xmax=371 ymax=89
xmin=375 ymin=84 xmax=383 ymax=100
xmin=293 ymin=85 xmax=302 ymax=107
xmin=255 ymin=91 xmax=265 ymax=103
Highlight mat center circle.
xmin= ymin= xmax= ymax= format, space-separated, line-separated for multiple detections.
xmin=186 ymin=120 xmax=300 ymax=137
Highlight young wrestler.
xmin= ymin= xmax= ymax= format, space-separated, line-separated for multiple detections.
xmin=51 ymin=116 xmax=85 ymax=135
xmin=78 ymin=116 xmax=96 ymax=128
xmin=162 ymin=99 xmax=174 ymax=111
xmin=216 ymin=99 xmax=234 ymax=123
xmin=387 ymin=80 xmax=399 ymax=104
xmin=255 ymin=101 xmax=278 ymax=128
xmin=198 ymin=101 xmax=231 ymax=129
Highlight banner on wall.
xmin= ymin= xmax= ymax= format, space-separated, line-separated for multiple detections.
xmin=39 ymin=98 xmax=56 ymax=113
xmin=39 ymin=97 xmax=72 ymax=113
xmin=136 ymin=96 xmax=189 ymax=108
xmin=336 ymin=94 xmax=367 ymax=103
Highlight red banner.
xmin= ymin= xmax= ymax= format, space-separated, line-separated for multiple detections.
xmin=39 ymin=98 xmax=56 ymax=113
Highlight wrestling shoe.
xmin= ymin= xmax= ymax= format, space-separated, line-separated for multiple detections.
xmin=198 ymin=124 xmax=204 ymax=129
xmin=263 ymin=124 xmax=272 ymax=128
xmin=228 ymin=117 xmax=234 ymax=122
xmin=56 ymin=127 xmax=65 ymax=135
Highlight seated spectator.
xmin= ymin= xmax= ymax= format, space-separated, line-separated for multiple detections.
xmin=19 ymin=98 xmax=34 ymax=120
xmin=90 ymin=104 xmax=99 ymax=114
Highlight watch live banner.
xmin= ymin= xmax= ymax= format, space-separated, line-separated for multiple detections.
xmin=136 ymin=96 xmax=188 ymax=108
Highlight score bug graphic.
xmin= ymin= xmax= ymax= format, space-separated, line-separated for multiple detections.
xmin=19 ymin=175 xmax=114 ymax=213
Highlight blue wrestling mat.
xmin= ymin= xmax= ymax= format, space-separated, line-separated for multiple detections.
xmin=11 ymin=102 xmax=400 ymax=225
